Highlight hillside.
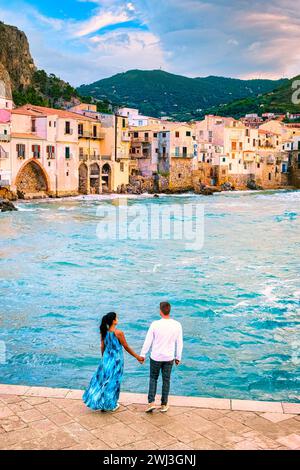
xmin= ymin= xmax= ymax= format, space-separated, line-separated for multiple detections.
xmin=206 ymin=76 xmax=300 ymax=118
xmin=77 ymin=69 xmax=287 ymax=120
xmin=0 ymin=21 xmax=81 ymax=108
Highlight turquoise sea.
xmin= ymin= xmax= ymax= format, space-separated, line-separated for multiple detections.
xmin=0 ymin=190 xmax=299 ymax=402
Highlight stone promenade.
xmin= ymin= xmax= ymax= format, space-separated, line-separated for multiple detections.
xmin=0 ymin=384 xmax=299 ymax=450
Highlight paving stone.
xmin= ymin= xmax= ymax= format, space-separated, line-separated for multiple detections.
xmin=242 ymin=430 xmax=281 ymax=449
xmin=190 ymin=436 xmax=224 ymax=450
xmin=35 ymin=402 xmax=61 ymax=417
xmin=25 ymin=387 xmax=69 ymax=398
xmin=8 ymin=401 xmax=33 ymax=413
xmin=0 ymin=406 xmax=14 ymax=419
xmin=161 ymin=422 xmax=200 ymax=444
xmin=163 ymin=441 xmax=193 ymax=450
xmin=214 ymin=416 xmax=253 ymax=435
xmin=276 ymin=433 xmax=300 ymax=450
xmin=118 ymin=439 xmax=159 ymax=450
xmin=92 ymin=422 xmax=142 ymax=447
xmin=23 ymin=396 xmax=49 ymax=406
xmin=282 ymin=403 xmax=300 ymax=415
xmin=0 ymin=395 xmax=24 ymax=404
xmin=34 ymin=429 xmax=78 ymax=450
xmin=30 ymin=418 xmax=57 ymax=434
xmin=0 ymin=414 xmax=28 ymax=432
xmin=62 ymin=422 xmax=96 ymax=443
xmin=146 ymin=430 xmax=178 ymax=448
xmin=0 ymin=384 xmax=30 ymax=396
xmin=77 ymin=411 xmax=119 ymax=430
xmin=18 ymin=408 xmax=45 ymax=423
xmin=232 ymin=399 xmax=283 ymax=413
xmin=49 ymin=411 xmax=74 ymax=426
xmin=195 ymin=408 xmax=230 ymax=421
xmin=260 ymin=412 xmax=297 ymax=423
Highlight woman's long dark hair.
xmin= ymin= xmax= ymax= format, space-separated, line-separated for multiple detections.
xmin=100 ymin=312 xmax=117 ymax=340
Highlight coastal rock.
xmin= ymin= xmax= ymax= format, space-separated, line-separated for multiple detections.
xmin=200 ymin=186 xmax=222 ymax=196
xmin=247 ymin=179 xmax=264 ymax=190
xmin=0 ymin=198 xmax=18 ymax=212
xmin=221 ymin=182 xmax=234 ymax=191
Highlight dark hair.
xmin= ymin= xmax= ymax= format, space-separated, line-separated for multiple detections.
xmin=100 ymin=312 xmax=117 ymax=339
xmin=160 ymin=302 xmax=171 ymax=316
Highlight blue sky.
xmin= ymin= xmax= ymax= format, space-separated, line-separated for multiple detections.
xmin=0 ymin=0 xmax=299 ymax=86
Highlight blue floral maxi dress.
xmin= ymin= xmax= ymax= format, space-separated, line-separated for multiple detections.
xmin=83 ymin=332 xmax=124 ymax=411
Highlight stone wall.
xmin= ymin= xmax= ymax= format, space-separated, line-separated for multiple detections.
xmin=192 ymin=163 xmax=213 ymax=190
xmin=169 ymin=158 xmax=193 ymax=191
xmin=289 ymin=152 xmax=300 ymax=188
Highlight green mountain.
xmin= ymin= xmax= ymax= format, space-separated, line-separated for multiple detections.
xmin=77 ymin=69 xmax=287 ymax=120
xmin=206 ymin=76 xmax=300 ymax=119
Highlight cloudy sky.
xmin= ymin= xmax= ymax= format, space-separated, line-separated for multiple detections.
xmin=0 ymin=0 xmax=299 ymax=86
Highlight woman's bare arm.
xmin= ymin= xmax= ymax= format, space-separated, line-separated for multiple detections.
xmin=115 ymin=330 xmax=143 ymax=362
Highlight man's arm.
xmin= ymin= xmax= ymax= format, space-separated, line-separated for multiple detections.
xmin=140 ymin=323 xmax=155 ymax=358
xmin=175 ymin=324 xmax=183 ymax=363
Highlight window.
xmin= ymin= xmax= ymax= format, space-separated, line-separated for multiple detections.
xmin=175 ymin=131 xmax=180 ymax=138
xmin=269 ymin=172 xmax=272 ymax=181
xmin=65 ymin=147 xmax=71 ymax=159
xmin=65 ymin=121 xmax=71 ymax=134
xmin=120 ymin=162 xmax=124 ymax=172
xmin=175 ymin=147 xmax=179 ymax=156
xmin=162 ymin=133 xmax=167 ymax=138
xmin=178 ymin=173 xmax=182 ymax=178
xmin=253 ymin=139 xmax=256 ymax=146
xmin=239 ymin=142 xmax=243 ymax=150
xmin=182 ymin=147 xmax=187 ymax=157
xmin=154 ymin=133 xmax=158 ymax=138
xmin=232 ymin=142 xmax=237 ymax=151
xmin=78 ymin=124 xmax=83 ymax=136
xmin=134 ymin=132 xmax=138 ymax=138
xmin=298 ymin=141 xmax=300 ymax=150
xmin=298 ymin=153 xmax=300 ymax=169
xmin=48 ymin=162 xmax=51 ymax=167
xmin=93 ymin=125 xmax=97 ymax=137
xmin=229 ymin=163 xmax=232 ymax=171
xmin=54 ymin=122 xmax=56 ymax=128
xmin=32 ymin=144 xmax=40 ymax=158
xmin=186 ymin=131 xmax=191 ymax=137
xmin=46 ymin=145 xmax=55 ymax=159
xmin=155 ymin=148 xmax=158 ymax=153
xmin=66 ymin=171 xmax=69 ymax=176
xmin=257 ymin=163 xmax=260 ymax=168
xmin=31 ymin=119 xmax=36 ymax=133
xmin=49 ymin=121 xmax=52 ymax=127
xmin=145 ymin=133 xmax=149 ymax=139
xmin=122 ymin=119 xmax=126 ymax=128
xmin=246 ymin=129 xmax=250 ymax=136
xmin=222 ymin=157 xmax=226 ymax=162
xmin=16 ymin=144 xmax=25 ymax=159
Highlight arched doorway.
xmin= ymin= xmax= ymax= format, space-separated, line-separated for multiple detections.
xmin=16 ymin=160 xmax=48 ymax=198
xmin=90 ymin=163 xmax=100 ymax=194
xmin=78 ymin=163 xmax=88 ymax=194
xmin=102 ymin=163 xmax=111 ymax=192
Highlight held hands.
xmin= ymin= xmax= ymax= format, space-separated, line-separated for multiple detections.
xmin=137 ymin=355 xmax=145 ymax=364
xmin=175 ymin=359 xmax=180 ymax=366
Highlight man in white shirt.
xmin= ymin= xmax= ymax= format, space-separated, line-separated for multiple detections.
xmin=140 ymin=302 xmax=183 ymax=413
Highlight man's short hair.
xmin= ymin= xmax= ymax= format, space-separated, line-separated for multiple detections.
xmin=160 ymin=302 xmax=171 ymax=316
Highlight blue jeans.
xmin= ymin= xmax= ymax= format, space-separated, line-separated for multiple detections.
xmin=148 ymin=358 xmax=174 ymax=405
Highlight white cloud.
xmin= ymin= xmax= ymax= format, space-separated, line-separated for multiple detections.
xmin=73 ymin=11 xmax=131 ymax=38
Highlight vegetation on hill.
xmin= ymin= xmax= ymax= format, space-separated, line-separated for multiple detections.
xmin=77 ymin=69 xmax=287 ymax=120
xmin=206 ymin=76 xmax=300 ymax=118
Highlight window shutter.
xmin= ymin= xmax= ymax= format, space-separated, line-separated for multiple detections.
xmin=32 ymin=145 xmax=35 ymax=152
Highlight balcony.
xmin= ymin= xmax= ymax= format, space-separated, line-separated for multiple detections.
xmin=78 ymin=130 xmax=105 ymax=139
xmin=131 ymin=136 xmax=151 ymax=144
xmin=0 ymin=133 xmax=11 ymax=142
xmin=170 ymin=152 xmax=194 ymax=158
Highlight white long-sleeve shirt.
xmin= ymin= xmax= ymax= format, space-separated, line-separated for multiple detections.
xmin=140 ymin=318 xmax=183 ymax=362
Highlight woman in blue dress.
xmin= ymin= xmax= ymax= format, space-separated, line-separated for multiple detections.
xmin=83 ymin=312 xmax=144 ymax=412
